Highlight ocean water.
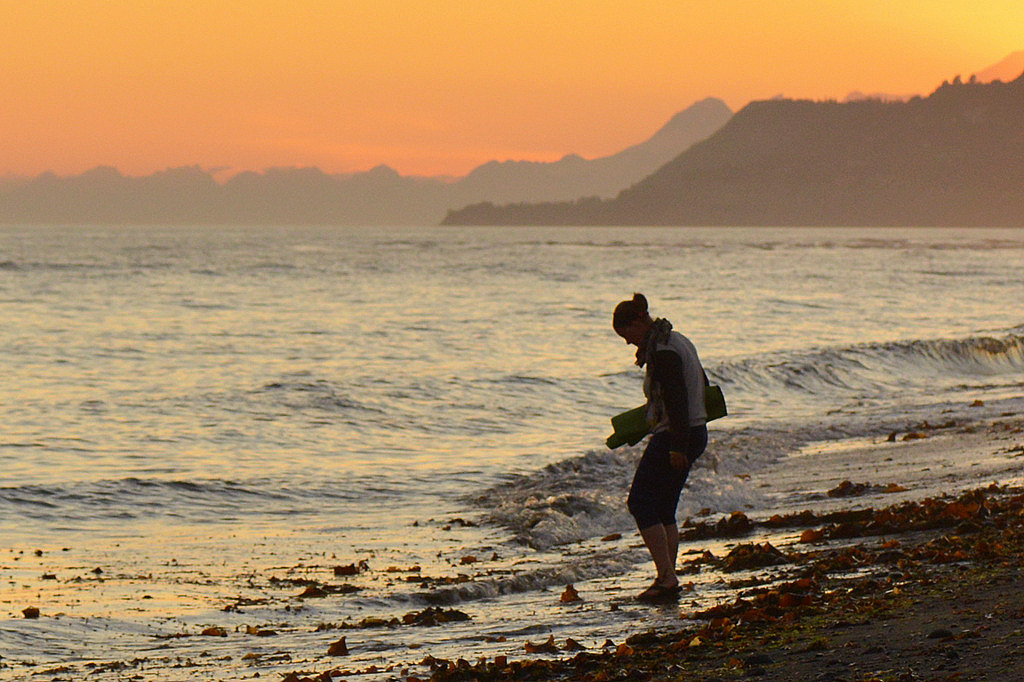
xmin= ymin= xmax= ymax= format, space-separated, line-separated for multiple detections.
xmin=1 ymin=225 xmax=1023 ymax=679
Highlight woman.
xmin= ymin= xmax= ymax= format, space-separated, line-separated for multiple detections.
xmin=613 ymin=293 xmax=708 ymax=602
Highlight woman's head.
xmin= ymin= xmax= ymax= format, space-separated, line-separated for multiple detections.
xmin=613 ymin=293 xmax=652 ymax=346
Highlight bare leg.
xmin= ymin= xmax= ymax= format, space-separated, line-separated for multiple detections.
xmin=639 ymin=524 xmax=679 ymax=588
xmin=665 ymin=523 xmax=679 ymax=574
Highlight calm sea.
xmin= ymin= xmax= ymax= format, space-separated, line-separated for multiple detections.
xmin=1 ymin=225 xmax=1023 ymax=679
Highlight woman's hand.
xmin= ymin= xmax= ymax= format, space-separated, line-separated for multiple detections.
xmin=669 ymin=451 xmax=690 ymax=471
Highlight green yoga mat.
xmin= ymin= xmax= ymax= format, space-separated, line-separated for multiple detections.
xmin=605 ymin=385 xmax=728 ymax=449
xmin=705 ymin=384 xmax=728 ymax=421
xmin=605 ymin=405 xmax=650 ymax=449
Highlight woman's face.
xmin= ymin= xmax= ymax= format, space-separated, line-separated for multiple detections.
xmin=615 ymin=319 xmax=648 ymax=348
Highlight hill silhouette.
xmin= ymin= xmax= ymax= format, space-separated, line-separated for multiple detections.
xmin=972 ymin=51 xmax=1024 ymax=84
xmin=453 ymin=98 xmax=732 ymax=204
xmin=0 ymin=164 xmax=454 ymax=226
xmin=443 ymin=71 xmax=1024 ymax=227
xmin=0 ymin=99 xmax=730 ymax=226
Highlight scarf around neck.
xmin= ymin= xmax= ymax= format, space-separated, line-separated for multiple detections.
xmin=636 ymin=317 xmax=673 ymax=367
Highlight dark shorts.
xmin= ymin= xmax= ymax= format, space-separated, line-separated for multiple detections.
xmin=626 ymin=426 xmax=708 ymax=530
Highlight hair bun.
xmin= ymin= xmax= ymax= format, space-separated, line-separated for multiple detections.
xmin=613 ymin=292 xmax=649 ymax=329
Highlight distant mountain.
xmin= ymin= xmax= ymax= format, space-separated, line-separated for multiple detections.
xmin=0 ymin=99 xmax=730 ymax=226
xmin=972 ymin=51 xmax=1024 ymax=83
xmin=450 ymin=98 xmax=732 ymax=204
xmin=217 ymin=165 xmax=454 ymax=225
xmin=842 ymin=90 xmax=911 ymax=103
xmin=443 ymin=71 xmax=1024 ymax=227
xmin=0 ymin=164 xmax=455 ymax=225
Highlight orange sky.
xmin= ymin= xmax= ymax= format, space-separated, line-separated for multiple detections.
xmin=2 ymin=1 xmax=1021 ymax=179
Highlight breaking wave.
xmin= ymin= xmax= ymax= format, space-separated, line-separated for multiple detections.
xmin=470 ymin=428 xmax=806 ymax=551
xmin=708 ymin=330 xmax=1024 ymax=421
xmin=715 ymin=331 xmax=1024 ymax=392
xmin=475 ymin=328 xmax=1024 ymax=551
xmin=0 ymin=476 xmax=390 ymax=525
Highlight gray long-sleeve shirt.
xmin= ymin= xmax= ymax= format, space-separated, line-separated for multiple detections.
xmin=644 ymin=331 xmax=707 ymax=452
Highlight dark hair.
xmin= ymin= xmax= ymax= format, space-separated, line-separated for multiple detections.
xmin=613 ymin=293 xmax=649 ymax=329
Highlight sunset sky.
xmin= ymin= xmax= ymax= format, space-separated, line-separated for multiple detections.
xmin=2 ymin=1 xmax=1021 ymax=179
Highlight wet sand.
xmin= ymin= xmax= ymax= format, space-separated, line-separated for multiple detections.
xmin=3 ymin=412 xmax=1022 ymax=681
xmin=415 ymin=413 xmax=1024 ymax=682
xmin=425 ymin=501 xmax=1024 ymax=682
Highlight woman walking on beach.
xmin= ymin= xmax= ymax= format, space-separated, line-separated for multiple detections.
xmin=613 ymin=293 xmax=708 ymax=602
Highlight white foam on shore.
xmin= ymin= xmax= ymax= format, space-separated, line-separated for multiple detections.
xmin=465 ymin=393 xmax=1024 ymax=614
xmin=753 ymin=410 xmax=1024 ymax=519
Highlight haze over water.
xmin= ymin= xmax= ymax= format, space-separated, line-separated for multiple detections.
xmin=1 ymin=225 xmax=1023 ymax=679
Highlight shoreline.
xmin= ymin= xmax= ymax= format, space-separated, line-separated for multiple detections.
xmin=3 ymin=411 xmax=1021 ymax=681
xmin=425 ymin=490 xmax=1024 ymax=681
xmin=423 ymin=480 xmax=1024 ymax=681
xmin=277 ymin=412 xmax=1024 ymax=682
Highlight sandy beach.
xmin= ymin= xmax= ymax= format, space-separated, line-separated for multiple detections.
xmin=410 ymin=412 xmax=1024 ymax=682
xmin=7 ymin=408 xmax=1018 ymax=681
xmin=422 ymin=482 xmax=1024 ymax=682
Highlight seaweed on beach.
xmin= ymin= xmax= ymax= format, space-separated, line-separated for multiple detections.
xmin=409 ymin=484 xmax=1024 ymax=682
xmin=682 ymin=483 xmax=1020 ymax=546
xmin=314 ymin=606 xmax=472 ymax=632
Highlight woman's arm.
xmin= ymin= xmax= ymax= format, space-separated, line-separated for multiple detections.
xmin=651 ymin=349 xmax=691 ymax=462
